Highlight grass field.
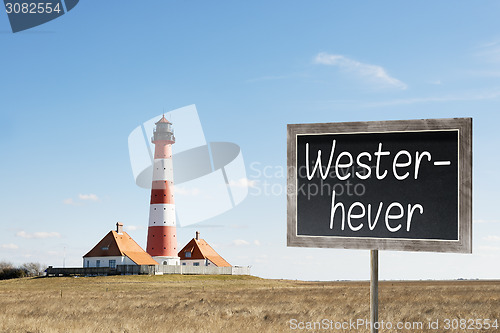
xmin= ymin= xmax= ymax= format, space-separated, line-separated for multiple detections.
xmin=0 ymin=275 xmax=498 ymax=333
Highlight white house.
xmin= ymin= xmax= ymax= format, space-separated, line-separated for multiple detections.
xmin=83 ymin=222 xmax=158 ymax=268
xmin=177 ymin=231 xmax=231 ymax=267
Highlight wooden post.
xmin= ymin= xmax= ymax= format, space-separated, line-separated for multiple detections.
xmin=370 ymin=250 xmax=379 ymax=333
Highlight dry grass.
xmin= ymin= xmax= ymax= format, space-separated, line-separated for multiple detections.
xmin=0 ymin=275 xmax=498 ymax=333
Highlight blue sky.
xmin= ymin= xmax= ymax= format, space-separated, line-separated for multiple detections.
xmin=1 ymin=1 xmax=500 ymax=280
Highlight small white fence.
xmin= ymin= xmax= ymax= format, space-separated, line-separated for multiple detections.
xmin=157 ymin=265 xmax=250 ymax=275
xmin=46 ymin=265 xmax=251 ymax=276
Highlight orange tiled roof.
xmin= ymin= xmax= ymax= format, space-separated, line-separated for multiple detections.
xmin=123 ymin=250 xmax=158 ymax=266
xmin=84 ymin=230 xmax=157 ymax=265
xmin=178 ymin=238 xmax=231 ymax=267
xmin=156 ymin=114 xmax=171 ymax=124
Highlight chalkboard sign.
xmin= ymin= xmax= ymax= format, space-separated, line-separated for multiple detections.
xmin=287 ymin=118 xmax=472 ymax=253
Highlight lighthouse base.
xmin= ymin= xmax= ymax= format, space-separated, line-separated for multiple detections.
xmin=152 ymin=256 xmax=180 ymax=266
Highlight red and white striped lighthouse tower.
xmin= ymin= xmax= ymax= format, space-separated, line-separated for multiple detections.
xmin=146 ymin=115 xmax=180 ymax=265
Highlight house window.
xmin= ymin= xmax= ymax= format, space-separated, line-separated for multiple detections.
xmin=96 ymin=260 xmax=100 ymax=268
xmin=163 ymin=261 xmax=168 ymax=265
xmin=101 ymin=246 xmax=109 ymax=251
xmin=86 ymin=261 xmax=90 ymax=268
xmin=109 ymin=260 xmax=116 ymax=269
xmin=182 ymin=263 xmax=186 ymax=266
xmin=185 ymin=251 xmax=191 ymax=258
xmin=193 ymin=262 xmax=200 ymax=266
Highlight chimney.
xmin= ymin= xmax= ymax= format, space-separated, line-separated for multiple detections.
xmin=116 ymin=222 xmax=123 ymax=234
xmin=195 ymin=231 xmax=200 ymax=240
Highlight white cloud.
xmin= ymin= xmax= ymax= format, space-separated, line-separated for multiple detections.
xmin=228 ymin=178 xmax=257 ymax=188
xmin=63 ymin=198 xmax=79 ymax=206
xmin=253 ymin=240 xmax=261 ymax=246
xmin=16 ymin=231 xmax=61 ymax=239
xmin=231 ymin=239 xmax=250 ymax=246
xmin=363 ymin=89 xmax=500 ymax=108
xmin=1 ymin=243 xmax=18 ymax=250
xmin=78 ymin=193 xmax=99 ymax=201
xmin=475 ymin=40 xmax=500 ymax=63
xmin=479 ymin=40 xmax=500 ymax=48
xmin=174 ymin=186 xmax=201 ymax=196
xmin=125 ymin=225 xmax=144 ymax=231
xmin=63 ymin=194 xmax=99 ymax=205
xmin=314 ymin=52 xmax=407 ymax=90
xmin=483 ymin=235 xmax=500 ymax=242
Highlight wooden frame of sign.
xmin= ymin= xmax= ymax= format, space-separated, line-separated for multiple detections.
xmin=287 ymin=118 xmax=472 ymax=253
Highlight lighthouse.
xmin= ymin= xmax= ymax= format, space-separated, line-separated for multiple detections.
xmin=146 ymin=115 xmax=180 ymax=265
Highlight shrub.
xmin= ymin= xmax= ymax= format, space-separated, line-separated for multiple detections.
xmin=21 ymin=262 xmax=45 ymax=277
xmin=0 ymin=268 xmax=26 ymax=280
xmin=0 ymin=261 xmax=46 ymax=280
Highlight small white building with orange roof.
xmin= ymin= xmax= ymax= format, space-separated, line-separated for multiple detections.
xmin=178 ymin=231 xmax=231 ymax=267
xmin=83 ymin=222 xmax=158 ymax=268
